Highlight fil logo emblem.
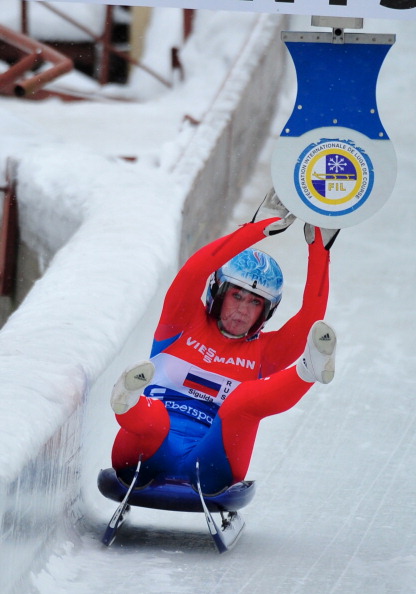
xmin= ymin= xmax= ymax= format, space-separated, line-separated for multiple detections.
xmin=294 ymin=138 xmax=375 ymax=217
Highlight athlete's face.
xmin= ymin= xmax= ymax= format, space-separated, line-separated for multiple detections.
xmin=220 ymin=286 xmax=265 ymax=336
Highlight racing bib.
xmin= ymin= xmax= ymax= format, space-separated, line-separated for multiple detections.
xmin=144 ymin=353 xmax=241 ymax=406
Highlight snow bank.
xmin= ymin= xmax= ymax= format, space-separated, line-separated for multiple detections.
xmin=0 ymin=11 xmax=288 ymax=593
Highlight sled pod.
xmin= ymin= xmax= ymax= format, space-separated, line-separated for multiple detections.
xmin=97 ymin=467 xmax=256 ymax=513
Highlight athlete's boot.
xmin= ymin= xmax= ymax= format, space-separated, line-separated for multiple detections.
xmin=110 ymin=360 xmax=155 ymax=414
xmin=296 ymin=321 xmax=336 ymax=384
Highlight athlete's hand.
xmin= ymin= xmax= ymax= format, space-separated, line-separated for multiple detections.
xmin=264 ymin=216 xmax=296 ymax=236
xmin=304 ymin=223 xmax=340 ymax=250
xmin=257 ymin=188 xmax=296 ymax=236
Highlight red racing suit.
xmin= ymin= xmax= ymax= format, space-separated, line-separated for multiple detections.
xmin=112 ymin=218 xmax=330 ymax=493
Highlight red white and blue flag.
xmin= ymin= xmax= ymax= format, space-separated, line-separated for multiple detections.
xmin=183 ymin=368 xmax=222 ymax=398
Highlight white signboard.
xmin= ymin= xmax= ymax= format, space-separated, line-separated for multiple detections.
xmin=26 ymin=0 xmax=416 ymax=21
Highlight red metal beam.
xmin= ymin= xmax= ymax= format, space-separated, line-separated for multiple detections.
xmin=0 ymin=51 xmax=43 ymax=92
xmin=0 ymin=160 xmax=19 ymax=297
xmin=183 ymin=9 xmax=195 ymax=41
xmin=39 ymin=1 xmax=171 ymax=88
xmin=98 ymin=5 xmax=114 ymax=86
xmin=0 ymin=24 xmax=73 ymax=97
xmin=21 ymin=0 xmax=29 ymax=35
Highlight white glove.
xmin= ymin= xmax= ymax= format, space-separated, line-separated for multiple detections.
xmin=304 ymin=223 xmax=340 ymax=250
xmin=263 ymin=215 xmax=296 ymax=236
xmin=254 ymin=188 xmax=296 ymax=236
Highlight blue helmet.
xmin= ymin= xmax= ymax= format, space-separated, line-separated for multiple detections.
xmin=206 ymin=248 xmax=283 ymax=337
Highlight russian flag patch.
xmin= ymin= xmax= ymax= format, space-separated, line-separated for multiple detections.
xmin=183 ymin=369 xmax=222 ymax=397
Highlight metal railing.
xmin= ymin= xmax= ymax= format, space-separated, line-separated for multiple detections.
xmin=0 ymin=159 xmax=18 ymax=297
xmin=0 ymin=3 xmax=196 ymax=98
xmin=0 ymin=24 xmax=73 ymax=97
xmin=21 ymin=2 xmax=172 ymax=88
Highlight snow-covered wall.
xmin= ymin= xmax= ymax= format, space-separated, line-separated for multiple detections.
xmin=0 ymin=13 xmax=288 ymax=593
xmin=175 ymin=15 xmax=288 ymax=260
xmin=0 ymin=406 xmax=85 ymax=594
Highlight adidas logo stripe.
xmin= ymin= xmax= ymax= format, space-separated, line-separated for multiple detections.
xmin=134 ymin=373 xmax=147 ymax=381
xmin=319 ymin=333 xmax=331 ymax=341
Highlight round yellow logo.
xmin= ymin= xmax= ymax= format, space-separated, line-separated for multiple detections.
xmin=295 ymin=139 xmax=374 ymax=217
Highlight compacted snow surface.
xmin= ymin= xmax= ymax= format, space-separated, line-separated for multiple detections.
xmin=0 ymin=4 xmax=415 ymax=593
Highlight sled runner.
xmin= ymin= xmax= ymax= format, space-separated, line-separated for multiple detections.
xmin=97 ymin=460 xmax=255 ymax=553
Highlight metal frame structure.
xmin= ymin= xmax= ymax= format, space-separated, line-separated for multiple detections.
xmin=17 ymin=2 xmax=195 ymax=89
xmin=0 ymin=24 xmax=73 ymax=97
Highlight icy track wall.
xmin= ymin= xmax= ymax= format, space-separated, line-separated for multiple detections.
xmin=0 ymin=14 xmax=288 ymax=594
